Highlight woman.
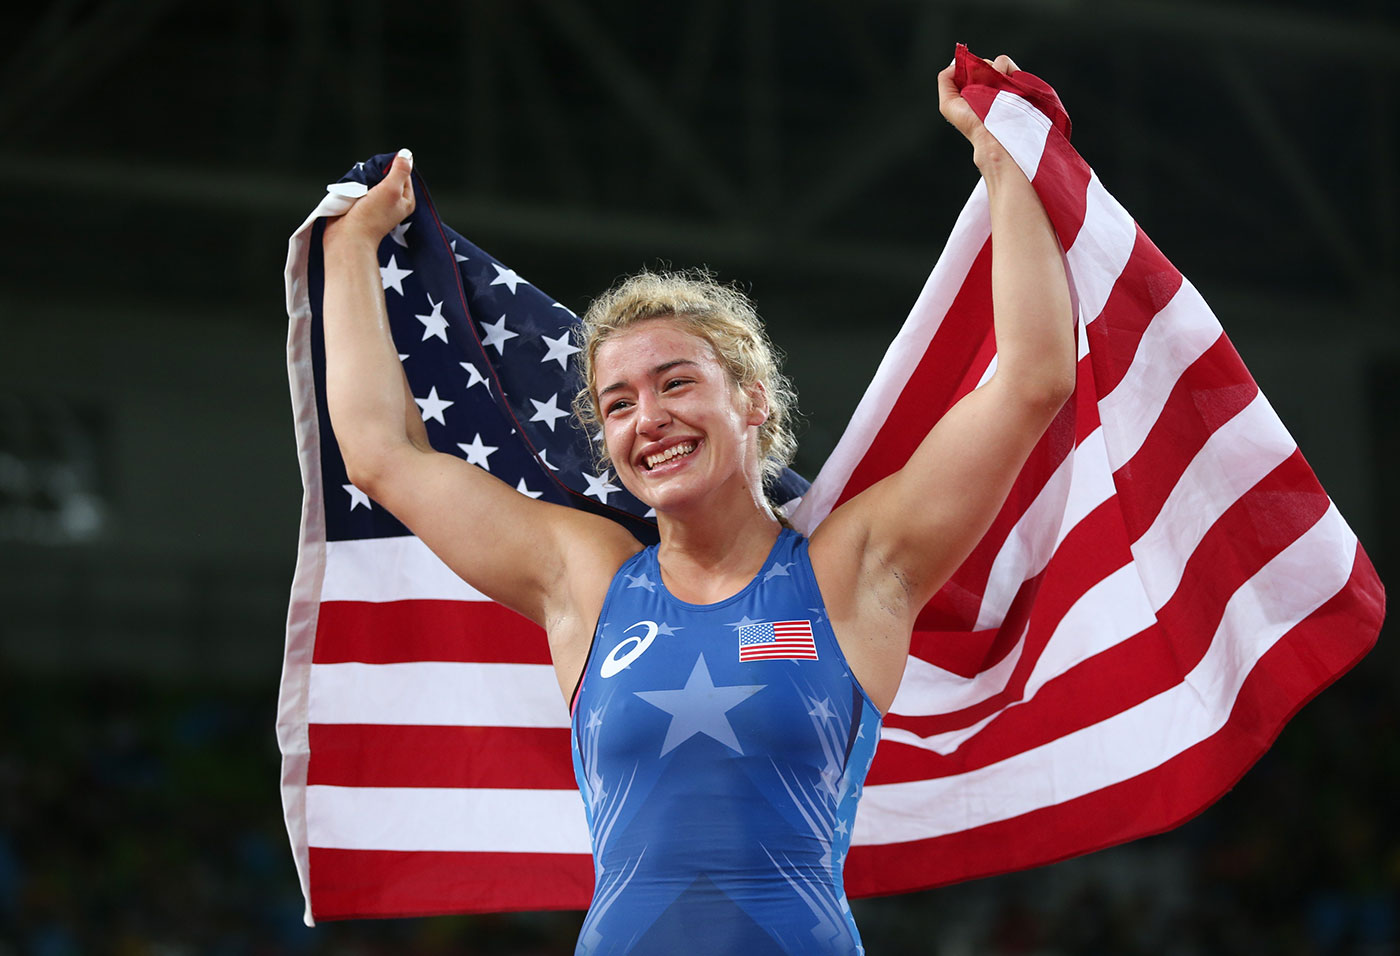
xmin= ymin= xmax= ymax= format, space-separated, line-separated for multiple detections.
xmin=322 ymin=54 xmax=1073 ymax=956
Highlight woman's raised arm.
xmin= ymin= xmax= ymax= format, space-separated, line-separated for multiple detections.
xmin=320 ymin=150 xmax=637 ymax=642
xmin=811 ymin=56 xmax=1076 ymax=709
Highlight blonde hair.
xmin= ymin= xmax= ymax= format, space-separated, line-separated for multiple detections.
xmin=572 ymin=268 xmax=798 ymax=485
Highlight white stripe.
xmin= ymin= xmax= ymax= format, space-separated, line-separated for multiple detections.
xmin=1098 ymin=278 xmax=1223 ymax=469
xmin=973 ymin=426 xmax=1116 ymax=631
xmin=888 ymin=620 xmax=1028 ymax=717
xmin=1131 ymin=391 xmax=1297 ymax=607
xmin=883 ymin=563 xmax=1156 ymax=754
xmin=898 ymin=392 xmax=1299 ymax=745
xmin=307 ymin=786 xmax=592 ymax=853
xmin=322 ymin=535 xmax=490 ymax=602
xmin=309 ymin=662 xmax=570 ymax=728
xmin=983 ymin=91 xmax=1052 ymax=181
xmin=855 ymin=503 xmax=1354 ymax=845
xmin=796 ymin=91 xmax=1056 ymax=535
xmin=1065 ymin=173 xmax=1138 ymax=324
xmin=792 ymin=182 xmax=991 ymax=533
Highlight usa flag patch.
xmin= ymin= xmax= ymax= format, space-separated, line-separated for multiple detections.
xmin=738 ymin=620 xmax=819 ymax=662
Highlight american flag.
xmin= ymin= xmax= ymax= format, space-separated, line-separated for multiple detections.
xmin=278 ymin=45 xmax=1382 ymax=923
xmin=738 ymin=620 xmax=819 ymax=662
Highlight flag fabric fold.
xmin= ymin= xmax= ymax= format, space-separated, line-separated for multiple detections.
xmin=278 ymin=45 xmax=1382 ymax=923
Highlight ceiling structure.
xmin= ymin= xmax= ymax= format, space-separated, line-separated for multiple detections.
xmin=2 ymin=0 xmax=1395 ymax=330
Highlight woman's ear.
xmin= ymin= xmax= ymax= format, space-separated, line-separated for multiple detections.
xmin=744 ymin=381 xmax=770 ymax=426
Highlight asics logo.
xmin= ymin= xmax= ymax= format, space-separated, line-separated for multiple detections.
xmin=600 ymin=620 xmax=658 ymax=677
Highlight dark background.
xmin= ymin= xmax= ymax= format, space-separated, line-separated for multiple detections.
xmin=1 ymin=1 xmax=1396 ymax=953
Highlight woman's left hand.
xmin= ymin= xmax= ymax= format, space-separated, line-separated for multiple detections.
xmin=937 ymin=53 xmax=1019 ymax=165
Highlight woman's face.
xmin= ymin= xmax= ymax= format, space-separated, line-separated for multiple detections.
xmin=592 ymin=317 xmax=766 ymax=517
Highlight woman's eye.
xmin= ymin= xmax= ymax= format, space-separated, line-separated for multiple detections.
xmin=664 ymin=378 xmax=690 ymax=390
xmin=605 ymin=400 xmax=630 ymax=415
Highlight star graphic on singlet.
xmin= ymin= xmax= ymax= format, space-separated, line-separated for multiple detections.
xmin=762 ymin=561 xmax=794 ymax=582
xmin=625 ymin=572 xmax=656 ymax=592
xmin=634 ymin=654 xmax=765 ymax=756
xmin=725 ymin=615 xmax=763 ymax=632
xmin=655 ymin=622 xmax=683 ymax=636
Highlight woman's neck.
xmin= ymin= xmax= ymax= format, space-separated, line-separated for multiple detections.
xmin=654 ymin=495 xmax=783 ymax=605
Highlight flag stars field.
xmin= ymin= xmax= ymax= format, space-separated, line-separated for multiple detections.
xmin=460 ymin=361 xmax=490 ymax=392
xmin=489 ymin=264 xmax=528 ymax=293
xmin=582 ymin=469 xmax=620 ymax=503
xmin=342 ymin=483 xmax=371 ymax=511
xmin=457 ymin=434 xmax=497 ymax=470
xmin=416 ymin=295 xmax=448 ymax=342
xmin=529 ymin=393 xmax=570 ymax=431
xmin=540 ymin=330 xmax=581 ymax=370
xmin=379 ymin=254 xmax=412 ymax=294
xmin=480 ymin=315 xmax=518 ymax=355
xmin=414 ymin=386 xmax=453 ymax=425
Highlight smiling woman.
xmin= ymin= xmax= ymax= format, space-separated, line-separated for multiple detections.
xmin=571 ymin=269 xmax=799 ymax=492
xmin=319 ymin=53 xmax=1076 ymax=956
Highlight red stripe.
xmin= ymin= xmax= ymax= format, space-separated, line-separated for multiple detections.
xmin=308 ymin=847 xmax=593 ymax=919
xmin=1083 ymin=228 xmax=1185 ymax=394
xmin=838 ymin=241 xmax=995 ymax=507
xmin=1028 ymin=115 xmax=1093 ymax=251
xmin=872 ymin=449 xmax=1334 ymax=782
xmin=740 ymin=650 xmax=820 ymax=661
xmin=848 ymin=544 xmax=1380 ymax=898
xmin=1110 ymin=335 xmax=1258 ymax=540
xmin=314 ymin=599 xmax=550 ymax=664
xmin=894 ymin=497 xmax=1131 ymax=735
xmin=306 ymin=724 xmax=577 ymax=789
xmin=921 ymin=395 xmax=1078 ymax=632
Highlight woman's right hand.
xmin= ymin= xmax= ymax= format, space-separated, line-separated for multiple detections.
xmin=323 ymin=148 xmax=417 ymax=246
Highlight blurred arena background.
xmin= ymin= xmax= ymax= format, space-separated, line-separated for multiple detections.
xmin=0 ymin=1 xmax=1396 ymax=952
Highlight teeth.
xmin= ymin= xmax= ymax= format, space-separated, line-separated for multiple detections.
xmin=645 ymin=443 xmax=695 ymax=470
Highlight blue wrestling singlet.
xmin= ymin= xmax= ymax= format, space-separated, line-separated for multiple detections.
xmin=570 ymin=528 xmax=882 ymax=956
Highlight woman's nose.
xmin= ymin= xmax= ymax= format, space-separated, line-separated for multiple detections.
xmin=636 ymin=392 xmax=672 ymax=434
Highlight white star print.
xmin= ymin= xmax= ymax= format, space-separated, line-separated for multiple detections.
xmin=655 ymin=622 xmax=683 ymax=636
xmin=489 ymin=263 xmax=527 ymax=294
xmin=450 ymin=240 xmax=468 ymax=263
xmin=539 ymin=330 xmax=581 ymax=370
xmin=529 ymin=393 xmax=570 ymax=431
xmin=552 ymin=301 xmax=577 ymax=318
xmin=537 ymin=449 xmax=559 ymax=472
xmin=808 ymin=697 xmax=836 ymax=720
xmin=414 ymin=386 xmax=453 ymax=424
xmin=343 ymin=483 xmax=371 ymax=510
xmin=389 ymin=220 xmax=411 ymax=247
xmin=633 ymin=655 xmax=766 ymax=756
xmin=586 ymin=709 xmax=603 ymax=731
xmin=515 ymin=478 xmax=543 ymax=499
xmin=834 ymin=819 xmax=849 ymax=837
xmin=763 ymin=561 xmax=794 ymax=582
xmin=415 ymin=294 xmax=448 ymax=342
xmin=457 ymin=433 xmax=497 ymax=469
xmin=460 ymin=361 xmax=490 ymax=392
xmin=625 ymin=572 xmax=656 ymax=592
xmin=379 ymin=254 xmax=412 ymax=294
xmin=726 ymin=615 xmax=764 ymax=632
xmin=479 ymin=314 xmax=518 ymax=355
xmin=582 ymin=469 xmax=620 ymax=503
